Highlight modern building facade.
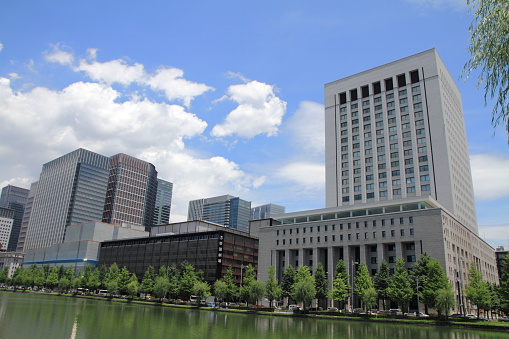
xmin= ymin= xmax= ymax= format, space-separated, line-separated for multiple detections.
xmin=0 ymin=185 xmax=29 ymax=251
xmin=102 ymin=153 xmax=158 ymax=231
xmin=23 ymin=149 xmax=160 ymax=252
xmin=251 ymin=203 xmax=286 ymax=220
xmin=0 ymin=252 xmax=24 ymax=278
xmin=252 ymin=50 xmax=497 ymax=313
xmin=324 ymin=49 xmax=477 ymax=233
xmin=16 ymin=181 xmax=38 ymax=252
xmin=188 ymin=195 xmax=251 ymax=233
xmin=0 ymin=207 xmax=14 ymax=251
xmin=23 ymin=221 xmax=148 ymax=269
xmin=99 ymin=221 xmax=258 ymax=283
xmin=152 ymin=179 xmax=173 ymax=226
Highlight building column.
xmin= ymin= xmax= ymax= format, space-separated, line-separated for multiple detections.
xmin=377 ymin=243 xmax=385 ymax=265
xmin=312 ymin=247 xmax=319 ymax=273
xmin=298 ymin=248 xmax=304 ymax=269
xmin=395 ymin=242 xmax=403 ymax=261
xmin=359 ymin=244 xmax=367 ymax=266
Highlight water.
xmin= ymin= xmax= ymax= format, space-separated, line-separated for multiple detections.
xmin=0 ymin=292 xmax=506 ymax=339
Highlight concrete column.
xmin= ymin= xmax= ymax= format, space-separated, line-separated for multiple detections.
xmin=359 ymin=244 xmax=367 ymax=266
xmin=285 ymin=249 xmax=290 ymax=270
xmin=395 ymin=242 xmax=403 ymax=260
xmin=377 ymin=244 xmax=385 ymax=265
xmin=298 ymin=248 xmax=304 ymax=269
xmin=312 ymin=247 xmax=319 ymax=273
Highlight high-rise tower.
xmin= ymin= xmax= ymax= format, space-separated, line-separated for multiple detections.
xmin=0 ymin=185 xmax=29 ymax=251
xmin=324 ymin=49 xmax=477 ymax=232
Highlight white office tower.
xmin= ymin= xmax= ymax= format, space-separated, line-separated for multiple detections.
xmin=324 ymin=49 xmax=478 ymax=233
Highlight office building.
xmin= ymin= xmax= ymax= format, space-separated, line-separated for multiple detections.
xmin=252 ymin=50 xmax=498 ymax=313
xmin=0 ymin=207 xmax=14 ymax=251
xmin=99 ymin=221 xmax=258 ymax=283
xmin=152 ymin=179 xmax=173 ymax=226
xmin=23 ymin=149 xmax=160 ymax=251
xmin=102 ymin=153 xmax=158 ymax=231
xmin=16 ymin=181 xmax=38 ymax=252
xmin=0 ymin=252 xmax=24 ymax=278
xmin=188 ymin=195 xmax=251 ymax=233
xmin=324 ymin=49 xmax=477 ymax=233
xmin=0 ymin=185 xmax=29 ymax=251
xmin=251 ymin=203 xmax=285 ymax=220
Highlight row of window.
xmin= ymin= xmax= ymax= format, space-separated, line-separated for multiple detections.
xmin=276 ymin=228 xmax=415 ymax=246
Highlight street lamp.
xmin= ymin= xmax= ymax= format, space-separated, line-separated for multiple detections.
xmin=416 ymin=278 xmax=420 ymax=316
xmin=351 ymin=260 xmax=358 ymax=312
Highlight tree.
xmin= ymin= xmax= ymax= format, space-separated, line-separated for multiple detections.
xmin=334 ymin=260 xmax=349 ymax=282
xmin=88 ymin=269 xmax=101 ymax=293
xmin=105 ymin=263 xmax=120 ymax=296
xmin=24 ymin=264 xmax=38 ymax=289
xmin=435 ymin=284 xmax=456 ymax=320
xmin=140 ymin=266 xmax=156 ymax=296
xmin=463 ymin=0 xmax=509 ymax=137
xmin=332 ymin=260 xmax=350 ymax=310
xmin=387 ymin=259 xmax=413 ymax=312
xmin=281 ymin=265 xmax=296 ymax=303
xmin=329 ymin=276 xmax=349 ymax=310
xmin=363 ymin=288 xmax=378 ymax=312
xmin=12 ymin=267 xmax=25 ymax=289
xmin=167 ymin=264 xmax=180 ymax=300
xmin=34 ymin=268 xmax=46 ymax=289
xmin=118 ymin=267 xmax=131 ymax=295
xmin=82 ymin=264 xmax=92 ymax=291
xmin=223 ymin=266 xmax=237 ymax=302
xmin=314 ymin=263 xmax=328 ymax=309
xmin=153 ymin=276 xmax=170 ymax=301
xmin=265 ymin=266 xmax=282 ymax=308
xmin=127 ymin=274 xmax=140 ymax=299
xmin=46 ymin=267 xmax=59 ymax=290
xmin=0 ymin=267 xmax=8 ymax=284
xmin=180 ymin=262 xmax=198 ymax=301
xmin=499 ymin=254 xmax=509 ymax=310
xmin=420 ymin=259 xmax=449 ymax=313
xmin=248 ymin=280 xmax=265 ymax=306
xmin=355 ymin=263 xmax=374 ymax=311
xmin=410 ymin=253 xmax=432 ymax=313
xmin=292 ymin=266 xmax=316 ymax=310
xmin=465 ymin=261 xmax=491 ymax=318
xmin=374 ymin=260 xmax=390 ymax=310
xmin=58 ymin=277 xmax=71 ymax=293
xmin=240 ymin=264 xmax=256 ymax=303
xmin=192 ymin=281 xmax=211 ymax=304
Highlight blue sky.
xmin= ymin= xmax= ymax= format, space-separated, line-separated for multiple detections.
xmin=1 ymin=0 xmax=508 ymax=247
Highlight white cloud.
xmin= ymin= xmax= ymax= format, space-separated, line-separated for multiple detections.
xmin=0 ymin=42 xmax=3 ymax=52
xmin=75 ymin=59 xmax=146 ymax=85
xmin=211 ymin=81 xmax=287 ymax=138
xmin=277 ymin=162 xmax=325 ymax=188
xmin=478 ymin=224 xmax=509 ymax=249
xmin=44 ymin=44 xmax=74 ymax=66
xmin=285 ymin=101 xmax=324 ymax=157
xmin=7 ymin=73 xmax=20 ymax=80
xmin=146 ymin=68 xmax=214 ymax=107
xmin=471 ymin=154 xmax=509 ymax=201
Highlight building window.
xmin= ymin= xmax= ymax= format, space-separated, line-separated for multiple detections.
xmin=409 ymin=216 xmax=414 ymax=224
xmin=367 ymin=192 xmax=375 ymax=199
xmin=390 ymin=218 xmax=395 ymax=226
xmin=407 ymin=186 xmax=416 ymax=193
xmin=421 ymin=184 xmax=431 ymax=191
xmin=382 ymin=231 xmax=386 ymax=238
xmin=410 ymin=228 xmax=414 ymax=235
xmin=393 ymin=188 xmax=401 ymax=195
xmin=407 ymin=255 xmax=416 ymax=263
xmin=389 ymin=256 xmax=396 ymax=263
xmin=406 ymin=177 xmax=415 ymax=183
xmin=419 ymin=155 xmax=428 ymax=162
xmin=391 ymin=230 xmax=395 ymax=237
xmin=380 ymin=190 xmax=388 ymax=197
xmin=401 ymin=229 xmax=405 ymax=236
xmin=392 ymin=170 xmax=400 ymax=176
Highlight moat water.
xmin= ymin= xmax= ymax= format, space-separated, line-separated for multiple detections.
xmin=0 ymin=292 xmax=506 ymax=339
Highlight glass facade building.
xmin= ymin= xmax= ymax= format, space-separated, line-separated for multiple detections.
xmin=0 ymin=185 xmax=29 ymax=251
xmin=152 ymin=179 xmax=173 ymax=226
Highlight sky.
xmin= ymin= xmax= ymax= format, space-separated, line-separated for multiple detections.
xmin=0 ymin=0 xmax=508 ymax=248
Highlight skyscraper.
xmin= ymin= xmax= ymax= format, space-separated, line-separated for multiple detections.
xmin=152 ymin=178 xmax=173 ymax=226
xmin=188 ymin=195 xmax=251 ymax=233
xmin=23 ymin=149 xmax=111 ymax=251
xmin=23 ymin=149 xmax=160 ymax=251
xmin=251 ymin=50 xmax=498 ymax=313
xmin=324 ymin=49 xmax=477 ymax=233
xmin=102 ymin=153 xmax=158 ymax=230
xmin=0 ymin=207 xmax=14 ymax=251
xmin=16 ymin=182 xmax=38 ymax=252
xmin=0 ymin=185 xmax=29 ymax=251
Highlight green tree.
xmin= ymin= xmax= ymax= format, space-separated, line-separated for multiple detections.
xmin=355 ymin=263 xmax=374 ymax=311
xmin=34 ymin=268 xmax=46 ymax=289
xmin=106 ymin=278 xmax=119 ymax=297
xmin=223 ymin=266 xmax=237 ymax=302
xmin=435 ymin=284 xmax=456 ymax=320
xmin=118 ymin=267 xmax=131 ymax=295
xmin=180 ymin=262 xmax=198 ymax=301
xmin=465 ymin=261 xmax=491 ymax=318
xmin=248 ymin=280 xmax=265 ymax=306
xmin=329 ymin=275 xmax=349 ymax=310
xmin=140 ymin=266 xmax=156 ymax=296
xmin=420 ymin=258 xmax=449 ymax=313
xmin=332 ymin=260 xmax=350 ymax=310
xmin=158 ymin=266 xmax=167 ymax=278
xmin=127 ymin=274 xmax=140 ymax=299
xmin=24 ymin=264 xmax=38 ymax=289
xmin=499 ymin=254 xmax=509 ymax=312
xmin=64 ymin=267 xmax=75 ymax=281
xmin=82 ymin=264 xmax=92 ymax=291
xmin=265 ymin=266 xmax=282 ymax=308
xmin=410 ymin=253 xmax=432 ymax=313
xmin=363 ymin=288 xmax=378 ymax=312
xmin=463 ymin=0 xmax=509 ymax=136
xmin=88 ymin=269 xmax=101 ymax=293
xmin=281 ymin=265 xmax=296 ymax=302
xmin=98 ymin=265 xmax=108 ymax=289
xmin=192 ymin=281 xmax=211 ymax=304
xmin=153 ymin=276 xmax=170 ymax=301
xmin=12 ymin=267 xmax=25 ymax=289
xmin=214 ymin=280 xmax=229 ymax=302
xmin=240 ymin=264 xmax=256 ymax=303
xmin=314 ymin=262 xmax=328 ymax=309
xmin=0 ymin=267 xmax=8 ymax=284
xmin=105 ymin=263 xmax=120 ymax=297
xmin=387 ymin=259 xmax=413 ymax=312
xmin=167 ymin=264 xmax=180 ymax=300
xmin=374 ymin=260 xmax=390 ymax=310
xmin=58 ymin=277 xmax=71 ymax=293
xmin=46 ymin=267 xmax=59 ymax=290
xmin=334 ymin=260 xmax=349 ymax=282
xmin=58 ymin=265 xmax=65 ymax=280
xmin=292 ymin=266 xmax=316 ymax=310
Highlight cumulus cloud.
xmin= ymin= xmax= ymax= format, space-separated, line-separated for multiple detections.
xmin=44 ymin=44 xmax=74 ymax=65
xmin=0 ymin=42 xmax=3 ymax=52
xmin=277 ymin=162 xmax=325 ymax=188
xmin=75 ymin=59 xmax=146 ymax=85
xmin=285 ymin=101 xmax=324 ymax=157
xmin=211 ymin=81 xmax=287 ymax=138
xmin=478 ymin=224 xmax=509 ymax=249
xmin=471 ymin=154 xmax=509 ymax=201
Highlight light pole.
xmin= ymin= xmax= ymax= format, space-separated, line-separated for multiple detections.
xmin=458 ymin=257 xmax=466 ymax=315
xmin=351 ymin=260 xmax=358 ymax=312
xmin=416 ymin=278 xmax=420 ymax=316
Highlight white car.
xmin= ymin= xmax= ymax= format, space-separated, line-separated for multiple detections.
xmin=414 ymin=312 xmax=429 ymax=317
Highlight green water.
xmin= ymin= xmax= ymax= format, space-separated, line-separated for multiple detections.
xmin=0 ymin=292 xmax=507 ymax=339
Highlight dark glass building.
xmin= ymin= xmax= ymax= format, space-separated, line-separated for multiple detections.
xmin=152 ymin=179 xmax=173 ymax=226
xmin=0 ymin=185 xmax=29 ymax=251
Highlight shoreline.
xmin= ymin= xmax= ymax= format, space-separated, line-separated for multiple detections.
xmin=3 ymin=289 xmax=508 ymax=333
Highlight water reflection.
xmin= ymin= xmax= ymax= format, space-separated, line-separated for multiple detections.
xmin=0 ymin=293 xmax=507 ymax=339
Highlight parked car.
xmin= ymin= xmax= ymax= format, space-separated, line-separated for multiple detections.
xmin=413 ymin=312 xmax=430 ymax=317
xmin=451 ymin=313 xmax=467 ymax=318
xmin=499 ymin=316 xmax=509 ymax=322
xmin=288 ymin=305 xmax=299 ymax=310
xmin=207 ymin=302 xmax=216 ymax=308
xmin=389 ymin=309 xmax=403 ymax=315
